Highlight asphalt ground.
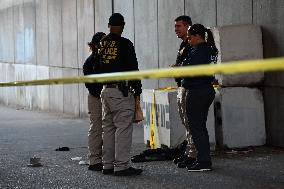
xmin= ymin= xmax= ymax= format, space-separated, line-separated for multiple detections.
xmin=0 ymin=105 xmax=283 ymax=189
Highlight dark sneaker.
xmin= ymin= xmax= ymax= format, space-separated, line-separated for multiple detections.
xmin=88 ymin=163 xmax=103 ymax=171
xmin=102 ymin=168 xmax=114 ymax=175
xmin=177 ymin=157 xmax=196 ymax=168
xmin=114 ymin=167 xmax=143 ymax=176
xmin=173 ymin=154 xmax=188 ymax=164
xmin=187 ymin=162 xmax=212 ymax=172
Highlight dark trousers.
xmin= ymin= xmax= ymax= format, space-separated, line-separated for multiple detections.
xmin=185 ymin=86 xmax=215 ymax=163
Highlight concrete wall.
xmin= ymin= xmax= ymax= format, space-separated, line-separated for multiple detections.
xmin=93 ymin=0 xmax=284 ymax=88
xmin=0 ymin=0 xmax=283 ymax=146
xmin=94 ymin=0 xmax=112 ymax=35
xmin=157 ymin=0 xmax=184 ymax=88
xmin=133 ymin=0 xmax=159 ymax=89
xmin=264 ymin=87 xmax=284 ymax=147
xmin=252 ymin=0 xmax=284 ymax=147
xmin=0 ymin=0 xmax=95 ymax=117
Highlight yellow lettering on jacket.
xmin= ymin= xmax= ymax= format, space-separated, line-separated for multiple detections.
xmin=104 ymin=48 xmax=117 ymax=56
xmin=110 ymin=41 xmax=116 ymax=47
xmin=101 ymin=41 xmax=118 ymax=64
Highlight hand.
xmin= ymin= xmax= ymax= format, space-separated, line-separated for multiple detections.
xmin=135 ymin=95 xmax=140 ymax=101
xmin=133 ymin=95 xmax=144 ymax=123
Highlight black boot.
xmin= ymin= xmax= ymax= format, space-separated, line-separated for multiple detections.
xmin=88 ymin=163 xmax=103 ymax=171
xmin=177 ymin=157 xmax=196 ymax=168
xmin=173 ymin=154 xmax=188 ymax=164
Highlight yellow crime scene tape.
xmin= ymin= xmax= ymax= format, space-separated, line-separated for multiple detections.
xmin=0 ymin=57 xmax=284 ymax=87
xmin=150 ymin=90 xmax=158 ymax=149
xmin=0 ymin=57 xmax=283 ymax=149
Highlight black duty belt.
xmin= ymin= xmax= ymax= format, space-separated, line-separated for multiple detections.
xmin=104 ymin=82 xmax=130 ymax=97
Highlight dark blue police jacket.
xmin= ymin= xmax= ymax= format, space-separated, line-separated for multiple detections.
xmin=181 ymin=42 xmax=215 ymax=89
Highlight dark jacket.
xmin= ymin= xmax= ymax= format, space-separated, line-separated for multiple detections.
xmin=83 ymin=52 xmax=103 ymax=97
xmin=181 ymin=42 xmax=215 ymax=89
xmin=98 ymin=33 xmax=142 ymax=96
xmin=175 ymin=41 xmax=191 ymax=87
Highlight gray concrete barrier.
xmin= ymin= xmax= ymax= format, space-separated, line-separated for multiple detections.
xmin=142 ymin=89 xmax=216 ymax=149
xmin=215 ymin=87 xmax=266 ymax=148
xmin=212 ymin=24 xmax=264 ymax=87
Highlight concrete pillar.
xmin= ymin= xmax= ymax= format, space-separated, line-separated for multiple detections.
xmin=49 ymin=67 xmax=64 ymax=113
xmin=62 ymin=0 xmax=78 ymax=68
xmin=185 ymin=0 xmax=217 ymax=27
xmin=77 ymin=0 xmax=94 ymax=69
xmin=217 ymin=0 xmax=252 ymax=26
xmin=264 ymin=87 xmax=284 ymax=147
xmin=157 ymin=0 xmax=184 ymax=88
xmin=77 ymin=0 xmax=95 ymax=118
xmin=35 ymin=65 xmax=49 ymax=110
xmin=23 ymin=0 xmax=36 ymax=64
xmin=63 ymin=68 xmax=79 ymax=116
xmin=113 ymin=0 xmax=134 ymax=42
xmin=0 ymin=64 xmax=6 ymax=104
xmin=1 ymin=0 xmax=14 ymax=63
xmin=134 ymin=0 xmax=158 ymax=89
xmin=15 ymin=64 xmax=26 ymax=107
xmin=94 ymin=0 xmax=112 ymax=34
xmin=13 ymin=0 xmax=25 ymax=64
xmin=253 ymin=0 xmax=284 ymax=86
xmin=35 ymin=0 xmax=48 ymax=66
xmin=6 ymin=64 xmax=16 ymax=106
xmin=24 ymin=64 xmax=37 ymax=109
xmin=48 ymin=0 xmax=63 ymax=67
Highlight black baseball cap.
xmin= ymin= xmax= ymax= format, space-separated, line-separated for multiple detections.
xmin=88 ymin=32 xmax=106 ymax=45
xmin=108 ymin=13 xmax=125 ymax=26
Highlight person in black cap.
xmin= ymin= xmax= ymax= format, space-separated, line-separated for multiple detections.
xmin=83 ymin=32 xmax=106 ymax=171
xmin=98 ymin=13 xmax=143 ymax=176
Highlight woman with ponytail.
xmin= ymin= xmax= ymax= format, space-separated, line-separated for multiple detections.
xmin=181 ymin=24 xmax=218 ymax=172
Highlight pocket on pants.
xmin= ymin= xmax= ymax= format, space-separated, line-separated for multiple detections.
xmin=115 ymin=109 xmax=134 ymax=123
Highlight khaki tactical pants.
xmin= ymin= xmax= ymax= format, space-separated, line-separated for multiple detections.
xmin=101 ymin=87 xmax=135 ymax=171
xmin=177 ymin=87 xmax=197 ymax=158
xmin=88 ymin=94 xmax=103 ymax=165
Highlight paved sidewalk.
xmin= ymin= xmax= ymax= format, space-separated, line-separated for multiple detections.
xmin=0 ymin=105 xmax=283 ymax=189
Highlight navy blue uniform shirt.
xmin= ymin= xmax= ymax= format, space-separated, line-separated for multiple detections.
xmin=175 ymin=41 xmax=192 ymax=87
xmin=99 ymin=33 xmax=142 ymax=96
xmin=83 ymin=51 xmax=103 ymax=97
xmin=181 ymin=42 xmax=215 ymax=89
